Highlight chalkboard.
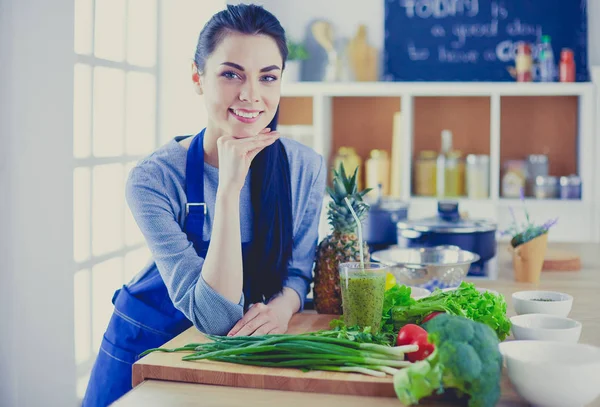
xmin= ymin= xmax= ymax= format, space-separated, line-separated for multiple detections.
xmin=383 ymin=0 xmax=589 ymax=82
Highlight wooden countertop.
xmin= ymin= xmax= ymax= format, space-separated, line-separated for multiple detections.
xmin=114 ymin=243 xmax=600 ymax=406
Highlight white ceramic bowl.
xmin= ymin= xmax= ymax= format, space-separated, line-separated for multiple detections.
xmin=512 ymin=290 xmax=573 ymax=317
xmin=409 ymin=286 xmax=431 ymax=300
xmin=510 ymin=314 xmax=582 ymax=343
xmin=499 ymin=341 xmax=600 ymax=407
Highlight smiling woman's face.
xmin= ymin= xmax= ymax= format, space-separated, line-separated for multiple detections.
xmin=197 ymin=32 xmax=283 ymax=137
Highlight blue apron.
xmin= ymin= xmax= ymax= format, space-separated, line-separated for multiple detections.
xmin=83 ymin=130 xmax=253 ymax=406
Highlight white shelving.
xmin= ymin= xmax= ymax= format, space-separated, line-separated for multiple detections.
xmin=283 ymin=81 xmax=598 ymax=243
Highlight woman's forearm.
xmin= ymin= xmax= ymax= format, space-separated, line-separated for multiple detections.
xmin=200 ymin=187 xmax=244 ymax=303
xmin=268 ymin=287 xmax=301 ymax=320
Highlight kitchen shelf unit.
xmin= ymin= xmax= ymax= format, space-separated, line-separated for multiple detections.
xmin=279 ymin=81 xmax=597 ymax=243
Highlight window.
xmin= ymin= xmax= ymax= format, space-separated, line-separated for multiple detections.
xmin=73 ymin=0 xmax=224 ymax=400
xmin=73 ymin=0 xmax=157 ymax=398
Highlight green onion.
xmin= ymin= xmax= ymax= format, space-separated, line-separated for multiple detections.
xmin=142 ymin=333 xmax=416 ymax=377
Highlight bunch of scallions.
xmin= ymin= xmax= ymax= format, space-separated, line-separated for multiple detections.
xmin=139 ymin=333 xmax=416 ymax=377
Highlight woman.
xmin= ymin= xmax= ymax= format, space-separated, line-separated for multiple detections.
xmin=83 ymin=4 xmax=326 ymax=406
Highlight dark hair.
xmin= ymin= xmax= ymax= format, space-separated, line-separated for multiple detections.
xmin=195 ymin=4 xmax=293 ymax=305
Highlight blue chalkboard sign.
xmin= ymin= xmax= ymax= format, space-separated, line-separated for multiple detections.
xmin=383 ymin=0 xmax=589 ymax=82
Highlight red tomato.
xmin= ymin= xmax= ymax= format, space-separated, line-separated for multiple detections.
xmin=396 ymin=324 xmax=435 ymax=362
xmin=422 ymin=311 xmax=444 ymax=324
xmin=396 ymin=324 xmax=427 ymax=347
xmin=406 ymin=334 xmax=435 ymax=362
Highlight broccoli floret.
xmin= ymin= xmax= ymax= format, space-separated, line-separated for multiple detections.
xmin=393 ymin=314 xmax=502 ymax=407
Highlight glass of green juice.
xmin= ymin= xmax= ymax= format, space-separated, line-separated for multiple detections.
xmin=339 ymin=262 xmax=387 ymax=333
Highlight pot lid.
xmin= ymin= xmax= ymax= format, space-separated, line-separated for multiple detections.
xmin=397 ymin=201 xmax=496 ymax=234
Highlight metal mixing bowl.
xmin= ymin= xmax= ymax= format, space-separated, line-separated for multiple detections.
xmin=371 ymin=246 xmax=480 ymax=291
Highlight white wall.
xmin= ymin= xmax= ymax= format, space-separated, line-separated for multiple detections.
xmin=0 ymin=0 xmax=76 ymax=405
xmin=231 ymin=0 xmax=600 ymax=70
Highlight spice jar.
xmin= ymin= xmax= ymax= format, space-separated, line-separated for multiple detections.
xmin=534 ymin=176 xmax=559 ymax=199
xmin=466 ymin=154 xmax=490 ymax=199
xmin=502 ymin=160 xmax=526 ymax=198
xmin=414 ymin=150 xmax=437 ymax=196
xmin=560 ymin=175 xmax=582 ymax=199
xmin=526 ymin=154 xmax=549 ymax=196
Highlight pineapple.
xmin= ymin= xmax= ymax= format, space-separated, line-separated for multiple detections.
xmin=313 ymin=163 xmax=371 ymax=315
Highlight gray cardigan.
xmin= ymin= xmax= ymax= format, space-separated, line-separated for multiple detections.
xmin=125 ymin=136 xmax=326 ymax=335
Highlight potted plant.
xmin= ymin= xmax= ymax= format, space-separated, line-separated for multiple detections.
xmin=284 ymin=39 xmax=309 ymax=83
xmin=503 ymin=189 xmax=558 ymax=283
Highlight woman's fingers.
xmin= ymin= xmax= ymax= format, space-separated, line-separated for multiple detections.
xmin=227 ymin=304 xmax=262 ymax=336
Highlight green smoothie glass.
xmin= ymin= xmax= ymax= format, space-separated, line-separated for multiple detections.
xmin=339 ymin=262 xmax=387 ymax=333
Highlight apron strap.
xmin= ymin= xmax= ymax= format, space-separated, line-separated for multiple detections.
xmin=185 ymin=129 xmax=207 ymax=253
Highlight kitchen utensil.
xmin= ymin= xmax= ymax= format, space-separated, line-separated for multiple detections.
xmin=133 ymin=314 xmax=398 ymax=396
xmin=363 ymin=186 xmax=408 ymax=250
xmin=346 ymin=25 xmax=378 ymax=81
xmin=543 ymin=249 xmax=581 ymax=271
xmin=370 ymin=246 xmax=480 ymax=291
xmin=396 ymin=201 xmax=496 ymax=277
xmin=512 ymin=290 xmax=573 ymax=317
xmin=510 ymin=314 xmax=582 ymax=343
xmin=499 ymin=341 xmax=600 ymax=407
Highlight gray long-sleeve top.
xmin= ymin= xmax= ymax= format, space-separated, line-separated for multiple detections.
xmin=125 ymin=135 xmax=326 ymax=335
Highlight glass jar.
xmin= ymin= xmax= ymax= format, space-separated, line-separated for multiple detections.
xmin=414 ymin=150 xmax=437 ymax=196
xmin=465 ymin=154 xmax=489 ymax=199
xmin=534 ymin=176 xmax=559 ymax=199
xmin=333 ymin=147 xmax=362 ymax=190
xmin=502 ymin=160 xmax=526 ymax=198
xmin=526 ymin=154 xmax=549 ymax=196
xmin=559 ymin=175 xmax=582 ymax=199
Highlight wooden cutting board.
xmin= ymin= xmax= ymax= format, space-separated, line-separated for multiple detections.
xmin=542 ymin=249 xmax=582 ymax=271
xmin=132 ymin=314 xmax=396 ymax=397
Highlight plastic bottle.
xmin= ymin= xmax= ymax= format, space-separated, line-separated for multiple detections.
xmin=539 ymin=35 xmax=555 ymax=82
xmin=559 ymin=48 xmax=576 ymax=82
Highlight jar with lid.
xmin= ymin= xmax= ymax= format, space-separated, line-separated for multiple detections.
xmin=560 ymin=175 xmax=582 ymax=199
xmin=414 ymin=150 xmax=437 ymax=196
xmin=502 ymin=160 xmax=526 ymax=198
xmin=526 ymin=154 xmax=549 ymax=196
xmin=466 ymin=154 xmax=489 ymax=198
xmin=534 ymin=176 xmax=559 ymax=199
xmin=365 ymin=149 xmax=390 ymax=198
xmin=332 ymin=147 xmax=362 ymax=189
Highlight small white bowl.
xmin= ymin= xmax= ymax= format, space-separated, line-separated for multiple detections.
xmin=409 ymin=286 xmax=431 ymax=300
xmin=499 ymin=341 xmax=600 ymax=407
xmin=510 ymin=314 xmax=582 ymax=343
xmin=512 ymin=290 xmax=573 ymax=317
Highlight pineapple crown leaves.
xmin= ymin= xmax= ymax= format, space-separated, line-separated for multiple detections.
xmin=326 ymin=163 xmax=372 ymax=231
